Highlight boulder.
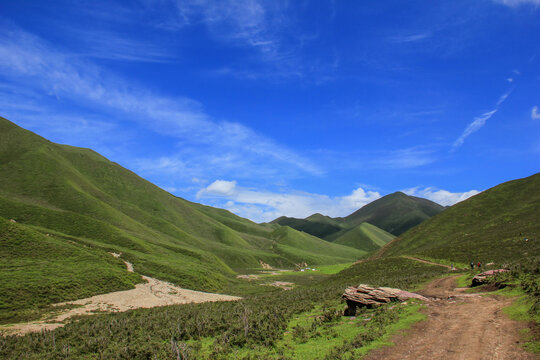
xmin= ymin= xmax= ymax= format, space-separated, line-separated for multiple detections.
xmin=471 ymin=269 xmax=509 ymax=287
xmin=343 ymin=284 xmax=428 ymax=316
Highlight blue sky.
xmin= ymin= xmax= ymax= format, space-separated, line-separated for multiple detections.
xmin=1 ymin=0 xmax=539 ymax=222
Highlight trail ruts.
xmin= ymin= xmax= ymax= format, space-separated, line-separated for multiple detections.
xmin=365 ymin=276 xmax=534 ymax=360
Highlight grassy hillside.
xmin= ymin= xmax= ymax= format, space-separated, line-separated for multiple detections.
xmin=0 ymin=117 xmax=366 ymax=320
xmin=3 ymin=164 xmax=538 ymax=358
xmin=271 ymin=215 xmax=342 ymax=239
xmin=341 ymin=192 xmax=445 ymax=236
xmin=271 ymin=226 xmax=367 ymax=263
xmin=0 ymin=218 xmax=142 ymax=323
xmin=331 ymin=223 xmax=395 ymax=252
xmin=380 ymin=173 xmax=540 ymax=265
xmin=271 ymin=191 xmax=439 ymax=253
xmin=270 ymin=215 xmax=394 ymax=256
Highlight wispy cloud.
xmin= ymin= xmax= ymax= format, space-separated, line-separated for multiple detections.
xmin=167 ymin=0 xmax=334 ymax=80
xmin=196 ymin=180 xmax=382 ymax=222
xmin=453 ymin=109 xmax=498 ymax=149
xmin=492 ymin=0 xmax=540 ymax=7
xmin=532 ymin=106 xmax=540 ymax=119
xmin=0 ymin=25 xmax=320 ymax=181
xmin=388 ymin=32 xmax=432 ymax=43
xmin=403 ymin=187 xmax=480 ymax=206
xmin=374 ymin=148 xmax=436 ymax=169
xmin=69 ymin=29 xmax=175 ymax=63
xmin=452 ymin=89 xmax=512 ymax=150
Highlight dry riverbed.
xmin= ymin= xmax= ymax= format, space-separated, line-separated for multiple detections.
xmin=1 ymin=254 xmax=240 ymax=335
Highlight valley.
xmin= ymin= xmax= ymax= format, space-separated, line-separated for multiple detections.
xmin=0 ymin=118 xmax=538 ymax=359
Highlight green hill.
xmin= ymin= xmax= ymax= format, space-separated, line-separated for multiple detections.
xmin=340 ymin=192 xmax=445 ymax=235
xmin=331 ymin=222 xmax=395 ymax=252
xmin=379 ymin=173 xmax=540 ymax=264
xmin=0 ymin=217 xmax=143 ymax=323
xmin=271 ymin=192 xmax=441 ymax=251
xmin=271 ymin=215 xmax=342 ymax=239
xmin=270 ymin=215 xmax=395 ymax=253
xmin=271 ymin=226 xmax=370 ymax=261
xmin=0 ymin=117 xmax=365 ymax=322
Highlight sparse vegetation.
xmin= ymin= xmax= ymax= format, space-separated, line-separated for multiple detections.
xmin=0 ymin=258 xmax=449 ymax=359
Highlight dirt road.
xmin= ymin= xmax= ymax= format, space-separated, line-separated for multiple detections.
xmin=365 ymin=276 xmax=534 ymax=360
xmin=1 ymin=254 xmax=240 ymax=335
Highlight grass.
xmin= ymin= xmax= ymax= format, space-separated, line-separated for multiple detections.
xmin=0 ymin=218 xmax=143 ymax=324
xmin=1 ymin=117 xmax=538 ymax=358
xmin=341 ymin=191 xmax=444 ymax=235
xmin=271 ymin=192 xmax=442 ymax=248
xmin=331 ymin=223 xmax=395 ymax=252
xmin=503 ymin=296 xmax=540 ymax=353
xmin=0 ymin=116 xmax=366 ymax=320
xmin=0 ymin=257 xmax=449 ymax=359
xmin=380 ymin=173 xmax=540 ymax=266
xmin=193 ymin=301 xmax=427 ymax=359
xmin=275 ymin=263 xmax=354 ymax=277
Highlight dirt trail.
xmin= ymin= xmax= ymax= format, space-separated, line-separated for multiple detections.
xmin=1 ymin=254 xmax=241 ymax=335
xmin=402 ymin=256 xmax=454 ymax=269
xmin=365 ymin=276 xmax=534 ymax=360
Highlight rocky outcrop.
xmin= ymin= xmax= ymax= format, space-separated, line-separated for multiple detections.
xmin=343 ymin=284 xmax=428 ymax=316
xmin=471 ymin=269 xmax=509 ymax=287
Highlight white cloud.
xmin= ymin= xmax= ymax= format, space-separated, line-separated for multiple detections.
xmin=453 ymin=88 xmax=512 ymax=150
xmin=340 ymin=188 xmax=382 ymax=210
xmin=532 ymin=106 xmax=540 ymax=119
xmin=493 ymin=0 xmax=540 ymax=6
xmin=197 ymin=180 xmax=237 ymax=197
xmin=496 ymin=90 xmax=512 ymax=106
xmin=0 ymin=25 xmax=320 ymax=182
xmin=197 ymin=180 xmax=482 ymax=222
xmin=453 ymin=109 xmax=497 ymax=149
xmin=403 ymin=187 xmax=480 ymax=206
xmin=197 ymin=181 xmax=382 ymax=222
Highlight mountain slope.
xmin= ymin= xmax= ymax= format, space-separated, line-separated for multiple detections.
xmin=0 ymin=217 xmax=143 ymax=323
xmin=271 ymin=226 xmax=370 ymax=261
xmin=379 ymin=173 xmax=540 ymax=264
xmin=0 ymin=117 xmax=366 ymax=321
xmin=271 ymin=192 xmax=442 ymax=251
xmin=340 ymin=192 xmax=445 ymax=235
xmin=271 ymin=215 xmax=342 ymax=239
xmin=331 ymin=223 xmax=395 ymax=252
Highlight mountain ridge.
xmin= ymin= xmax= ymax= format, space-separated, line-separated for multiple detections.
xmin=270 ymin=191 xmax=445 ymax=251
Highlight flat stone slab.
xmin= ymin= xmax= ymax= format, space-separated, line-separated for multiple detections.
xmin=343 ymin=284 xmax=428 ymax=314
xmin=471 ymin=269 xmax=509 ymax=287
